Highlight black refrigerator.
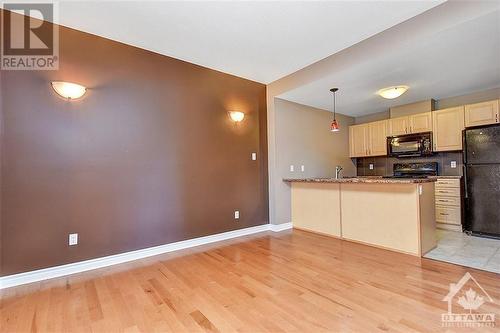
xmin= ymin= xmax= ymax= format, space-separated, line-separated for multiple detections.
xmin=464 ymin=124 xmax=500 ymax=238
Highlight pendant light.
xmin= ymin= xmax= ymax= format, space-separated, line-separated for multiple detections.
xmin=330 ymin=88 xmax=340 ymax=132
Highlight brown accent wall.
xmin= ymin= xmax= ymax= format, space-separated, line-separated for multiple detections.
xmin=0 ymin=18 xmax=268 ymax=275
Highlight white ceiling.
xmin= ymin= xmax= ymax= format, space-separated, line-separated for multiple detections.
xmin=278 ymin=7 xmax=500 ymax=117
xmin=50 ymin=0 xmax=444 ymax=84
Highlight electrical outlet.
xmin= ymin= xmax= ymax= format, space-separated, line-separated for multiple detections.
xmin=301 ymin=165 xmax=305 ymax=172
xmin=369 ymin=163 xmax=374 ymax=170
xmin=251 ymin=152 xmax=257 ymax=161
xmin=69 ymin=233 xmax=78 ymax=246
xmin=451 ymin=161 xmax=457 ymax=168
xmin=290 ymin=165 xmax=294 ymax=172
xmin=234 ymin=210 xmax=240 ymax=219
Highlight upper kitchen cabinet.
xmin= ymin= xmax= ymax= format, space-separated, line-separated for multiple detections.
xmin=432 ymin=106 xmax=465 ymax=152
xmin=349 ymin=124 xmax=369 ymax=157
xmin=368 ymin=120 xmax=388 ymax=156
xmin=349 ymin=120 xmax=388 ymax=157
xmin=388 ymin=116 xmax=409 ymax=136
xmin=388 ymin=113 xmax=432 ymax=136
xmin=464 ymin=99 xmax=499 ymax=127
xmin=409 ymin=112 xmax=433 ymax=133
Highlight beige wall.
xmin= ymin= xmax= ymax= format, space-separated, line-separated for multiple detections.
xmin=354 ymin=110 xmax=390 ymax=124
xmin=390 ymin=100 xmax=435 ymax=118
xmin=274 ymin=98 xmax=355 ymax=224
xmin=437 ymin=87 xmax=500 ymax=109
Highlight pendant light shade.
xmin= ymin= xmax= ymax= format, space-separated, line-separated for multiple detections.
xmin=330 ymin=119 xmax=340 ymax=132
xmin=330 ymin=88 xmax=340 ymax=132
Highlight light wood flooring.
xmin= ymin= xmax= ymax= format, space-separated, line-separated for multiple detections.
xmin=1 ymin=229 xmax=499 ymax=332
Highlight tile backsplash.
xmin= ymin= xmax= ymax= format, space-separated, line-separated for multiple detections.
xmin=356 ymin=152 xmax=463 ymax=177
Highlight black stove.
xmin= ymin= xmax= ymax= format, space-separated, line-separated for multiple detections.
xmin=384 ymin=162 xmax=438 ymax=179
xmin=382 ymin=175 xmax=430 ymax=179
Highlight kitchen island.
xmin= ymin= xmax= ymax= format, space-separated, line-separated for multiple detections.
xmin=284 ymin=177 xmax=437 ymax=256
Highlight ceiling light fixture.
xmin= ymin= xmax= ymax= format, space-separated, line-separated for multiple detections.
xmin=228 ymin=111 xmax=245 ymax=122
xmin=51 ymin=81 xmax=87 ymax=100
xmin=330 ymin=88 xmax=340 ymax=132
xmin=377 ymin=85 xmax=409 ymax=99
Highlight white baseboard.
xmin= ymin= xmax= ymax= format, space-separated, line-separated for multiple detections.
xmin=0 ymin=223 xmax=293 ymax=290
xmin=269 ymin=222 xmax=293 ymax=232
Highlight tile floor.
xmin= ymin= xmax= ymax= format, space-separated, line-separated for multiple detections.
xmin=425 ymin=229 xmax=500 ymax=274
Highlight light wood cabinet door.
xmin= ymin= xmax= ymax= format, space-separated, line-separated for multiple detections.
xmin=349 ymin=124 xmax=368 ymax=157
xmin=409 ymin=112 xmax=432 ymax=133
xmin=388 ymin=116 xmax=408 ymax=136
xmin=464 ymin=99 xmax=499 ymax=127
xmin=432 ymin=107 xmax=465 ymax=152
xmin=368 ymin=120 xmax=388 ymax=156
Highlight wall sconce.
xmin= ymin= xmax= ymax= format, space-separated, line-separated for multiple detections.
xmin=228 ymin=111 xmax=245 ymax=122
xmin=51 ymin=81 xmax=87 ymax=100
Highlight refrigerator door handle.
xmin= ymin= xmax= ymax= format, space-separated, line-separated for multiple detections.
xmin=462 ymin=129 xmax=467 ymax=165
xmin=463 ymin=165 xmax=468 ymax=199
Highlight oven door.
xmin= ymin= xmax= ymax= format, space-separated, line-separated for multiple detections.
xmin=387 ymin=133 xmax=430 ymax=157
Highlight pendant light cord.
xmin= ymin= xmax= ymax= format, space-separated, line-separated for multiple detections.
xmin=333 ymin=91 xmax=336 ymax=121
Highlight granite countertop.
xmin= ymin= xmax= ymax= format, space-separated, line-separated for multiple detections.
xmin=283 ymin=177 xmax=437 ymax=184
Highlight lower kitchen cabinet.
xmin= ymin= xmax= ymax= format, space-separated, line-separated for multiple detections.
xmin=435 ymin=178 xmax=462 ymax=231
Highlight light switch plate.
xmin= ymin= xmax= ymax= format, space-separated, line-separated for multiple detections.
xmin=369 ymin=163 xmax=374 ymax=170
xmin=234 ymin=211 xmax=240 ymax=219
xmin=251 ymin=152 xmax=257 ymax=161
xmin=69 ymin=233 xmax=78 ymax=246
xmin=301 ymin=165 xmax=305 ymax=172
xmin=290 ymin=165 xmax=294 ymax=172
xmin=451 ymin=161 xmax=457 ymax=168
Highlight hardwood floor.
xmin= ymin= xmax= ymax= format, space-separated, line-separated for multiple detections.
xmin=1 ymin=229 xmax=499 ymax=332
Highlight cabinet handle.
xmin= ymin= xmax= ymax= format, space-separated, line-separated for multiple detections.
xmin=439 ymin=213 xmax=449 ymax=216
xmin=496 ymin=113 xmax=498 ymax=123
xmin=410 ymin=126 xmax=412 ymax=133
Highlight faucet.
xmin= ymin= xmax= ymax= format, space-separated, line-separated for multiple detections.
xmin=335 ymin=166 xmax=343 ymax=179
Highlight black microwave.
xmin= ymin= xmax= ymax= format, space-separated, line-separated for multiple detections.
xmin=387 ymin=132 xmax=433 ymax=157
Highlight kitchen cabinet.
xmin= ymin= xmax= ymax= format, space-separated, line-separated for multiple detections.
xmin=432 ymin=106 xmax=464 ymax=152
xmin=349 ymin=120 xmax=388 ymax=157
xmin=368 ymin=120 xmax=388 ymax=156
xmin=409 ymin=112 xmax=433 ymax=133
xmin=349 ymin=124 xmax=369 ymax=157
xmin=464 ymin=99 xmax=499 ymax=127
xmin=435 ymin=178 xmax=462 ymax=232
xmin=388 ymin=116 xmax=409 ymax=136
xmin=388 ymin=113 xmax=432 ymax=136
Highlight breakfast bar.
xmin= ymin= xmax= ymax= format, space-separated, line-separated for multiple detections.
xmin=284 ymin=177 xmax=437 ymax=256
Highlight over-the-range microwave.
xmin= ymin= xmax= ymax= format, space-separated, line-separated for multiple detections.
xmin=387 ymin=132 xmax=433 ymax=158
